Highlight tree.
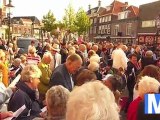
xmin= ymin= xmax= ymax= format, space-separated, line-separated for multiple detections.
xmin=63 ymin=4 xmax=77 ymax=33
xmin=42 ymin=10 xmax=56 ymax=32
xmin=75 ymin=8 xmax=91 ymax=36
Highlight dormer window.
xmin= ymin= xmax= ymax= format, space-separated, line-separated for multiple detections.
xmin=106 ymin=5 xmax=112 ymax=11
xmin=118 ymin=11 xmax=129 ymax=20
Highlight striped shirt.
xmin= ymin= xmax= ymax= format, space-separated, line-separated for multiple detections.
xmin=27 ymin=54 xmax=41 ymax=65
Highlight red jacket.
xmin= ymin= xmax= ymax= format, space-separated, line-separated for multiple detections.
xmin=127 ymin=97 xmax=142 ymax=120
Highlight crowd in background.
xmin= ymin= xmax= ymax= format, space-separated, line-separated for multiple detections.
xmin=0 ymin=36 xmax=160 ymax=120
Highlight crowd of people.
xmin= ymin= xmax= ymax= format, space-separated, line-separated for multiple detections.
xmin=0 ymin=37 xmax=160 ymax=120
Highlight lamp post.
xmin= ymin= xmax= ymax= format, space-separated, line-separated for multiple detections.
xmin=5 ymin=0 xmax=14 ymax=45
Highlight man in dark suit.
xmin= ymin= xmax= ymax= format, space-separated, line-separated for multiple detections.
xmin=49 ymin=54 xmax=82 ymax=91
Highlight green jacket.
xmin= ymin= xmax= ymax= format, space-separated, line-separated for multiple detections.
xmin=38 ymin=62 xmax=52 ymax=95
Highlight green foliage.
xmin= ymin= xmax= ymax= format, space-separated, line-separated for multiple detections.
xmin=63 ymin=4 xmax=77 ymax=33
xmin=75 ymin=8 xmax=91 ymax=35
xmin=42 ymin=10 xmax=56 ymax=32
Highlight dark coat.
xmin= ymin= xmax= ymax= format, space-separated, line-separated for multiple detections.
xmin=49 ymin=64 xmax=73 ymax=91
xmin=141 ymin=57 xmax=156 ymax=69
xmin=137 ymin=100 xmax=160 ymax=120
xmin=8 ymin=81 xmax=41 ymax=120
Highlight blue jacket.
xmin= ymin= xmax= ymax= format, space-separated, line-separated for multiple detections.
xmin=8 ymin=81 xmax=41 ymax=120
xmin=49 ymin=64 xmax=73 ymax=91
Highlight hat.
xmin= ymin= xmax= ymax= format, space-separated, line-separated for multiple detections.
xmin=52 ymin=44 xmax=60 ymax=52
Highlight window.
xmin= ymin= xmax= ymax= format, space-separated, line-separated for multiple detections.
xmin=90 ymin=19 xmax=93 ymax=24
xmin=94 ymin=18 xmax=97 ymax=24
xmin=99 ymin=26 xmax=102 ymax=34
xmin=99 ymin=18 xmax=102 ymax=23
xmin=126 ymin=23 xmax=132 ymax=35
xmin=118 ymin=11 xmax=128 ymax=20
xmin=142 ymin=20 xmax=155 ymax=27
xmin=114 ymin=25 xmax=119 ymax=35
xmin=108 ymin=15 xmax=111 ymax=21
xmin=106 ymin=6 xmax=111 ymax=11
xmin=93 ymin=26 xmax=96 ymax=34
xmin=107 ymin=24 xmax=111 ymax=34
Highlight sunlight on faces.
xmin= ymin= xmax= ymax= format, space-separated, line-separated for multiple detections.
xmin=68 ymin=60 xmax=82 ymax=74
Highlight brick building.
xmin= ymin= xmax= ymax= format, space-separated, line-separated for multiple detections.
xmin=87 ymin=0 xmax=139 ymax=44
xmin=11 ymin=16 xmax=40 ymax=38
xmin=0 ymin=0 xmax=7 ymax=39
xmin=138 ymin=1 xmax=160 ymax=45
xmin=87 ymin=0 xmax=105 ymax=42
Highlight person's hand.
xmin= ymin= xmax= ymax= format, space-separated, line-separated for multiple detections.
xmin=1 ymin=111 xmax=13 ymax=119
xmin=10 ymin=86 xmax=17 ymax=92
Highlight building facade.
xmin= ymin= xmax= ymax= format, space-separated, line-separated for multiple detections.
xmin=87 ymin=0 xmax=139 ymax=44
xmin=138 ymin=1 xmax=160 ymax=46
xmin=11 ymin=16 xmax=41 ymax=39
xmin=0 ymin=0 xmax=7 ymax=39
xmin=87 ymin=0 xmax=105 ymax=42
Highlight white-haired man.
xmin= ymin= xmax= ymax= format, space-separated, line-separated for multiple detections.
xmin=111 ymin=44 xmax=128 ymax=72
xmin=38 ymin=52 xmax=53 ymax=101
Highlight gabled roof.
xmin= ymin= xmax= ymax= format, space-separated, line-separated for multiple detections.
xmin=100 ymin=0 xmax=126 ymax=16
xmin=127 ymin=6 xmax=139 ymax=16
xmin=12 ymin=16 xmax=40 ymax=24
xmin=20 ymin=18 xmax=32 ymax=23
xmin=87 ymin=7 xmax=105 ymax=15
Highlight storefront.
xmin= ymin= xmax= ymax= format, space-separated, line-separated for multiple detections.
xmin=138 ymin=33 xmax=160 ymax=45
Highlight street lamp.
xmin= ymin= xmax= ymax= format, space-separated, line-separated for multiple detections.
xmin=5 ymin=0 xmax=14 ymax=44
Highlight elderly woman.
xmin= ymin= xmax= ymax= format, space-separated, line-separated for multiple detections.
xmin=66 ymin=81 xmax=120 ymax=120
xmin=8 ymin=64 xmax=42 ymax=119
xmin=44 ymin=85 xmax=70 ymax=120
xmin=141 ymin=50 xmax=156 ymax=69
xmin=127 ymin=76 xmax=160 ymax=120
xmin=0 ymin=50 xmax=9 ymax=87
xmin=38 ymin=52 xmax=52 ymax=101
xmin=102 ymin=74 xmax=121 ymax=103
xmin=88 ymin=61 xmax=102 ymax=80
xmin=27 ymin=46 xmax=41 ymax=65
xmin=75 ymin=69 xmax=97 ymax=86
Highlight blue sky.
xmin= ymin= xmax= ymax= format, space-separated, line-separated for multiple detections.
xmin=8 ymin=0 xmax=158 ymax=20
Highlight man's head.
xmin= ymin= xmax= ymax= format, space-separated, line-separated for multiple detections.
xmin=129 ymin=53 xmax=137 ymax=64
xmin=66 ymin=54 xmax=82 ymax=74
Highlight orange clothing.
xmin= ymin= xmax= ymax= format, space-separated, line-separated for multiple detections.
xmin=0 ymin=62 xmax=9 ymax=87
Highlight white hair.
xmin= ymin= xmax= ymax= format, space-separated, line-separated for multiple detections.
xmin=88 ymin=62 xmax=99 ymax=72
xmin=89 ymin=54 xmax=100 ymax=63
xmin=138 ymin=76 xmax=160 ymax=97
xmin=66 ymin=81 xmax=120 ymax=120
xmin=42 ymin=52 xmax=53 ymax=60
xmin=21 ymin=64 xmax=42 ymax=82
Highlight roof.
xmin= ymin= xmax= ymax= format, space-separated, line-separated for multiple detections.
xmin=87 ymin=7 xmax=105 ymax=15
xmin=100 ymin=0 xmax=126 ymax=16
xmin=12 ymin=16 xmax=40 ymax=24
xmin=99 ymin=0 xmax=139 ymax=18
xmin=20 ymin=18 xmax=32 ymax=23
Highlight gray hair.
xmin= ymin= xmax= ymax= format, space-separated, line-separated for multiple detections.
xmin=46 ymin=85 xmax=70 ymax=116
xmin=66 ymin=81 xmax=119 ymax=120
xmin=21 ymin=64 xmax=41 ymax=82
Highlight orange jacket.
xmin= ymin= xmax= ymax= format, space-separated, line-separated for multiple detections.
xmin=0 ymin=62 xmax=9 ymax=87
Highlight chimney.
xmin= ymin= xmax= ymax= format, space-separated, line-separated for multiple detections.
xmin=125 ymin=2 xmax=128 ymax=5
xmin=98 ymin=0 xmax=101 ymax=7
xmin=88 ymin=4 xmax=91 ymax=10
